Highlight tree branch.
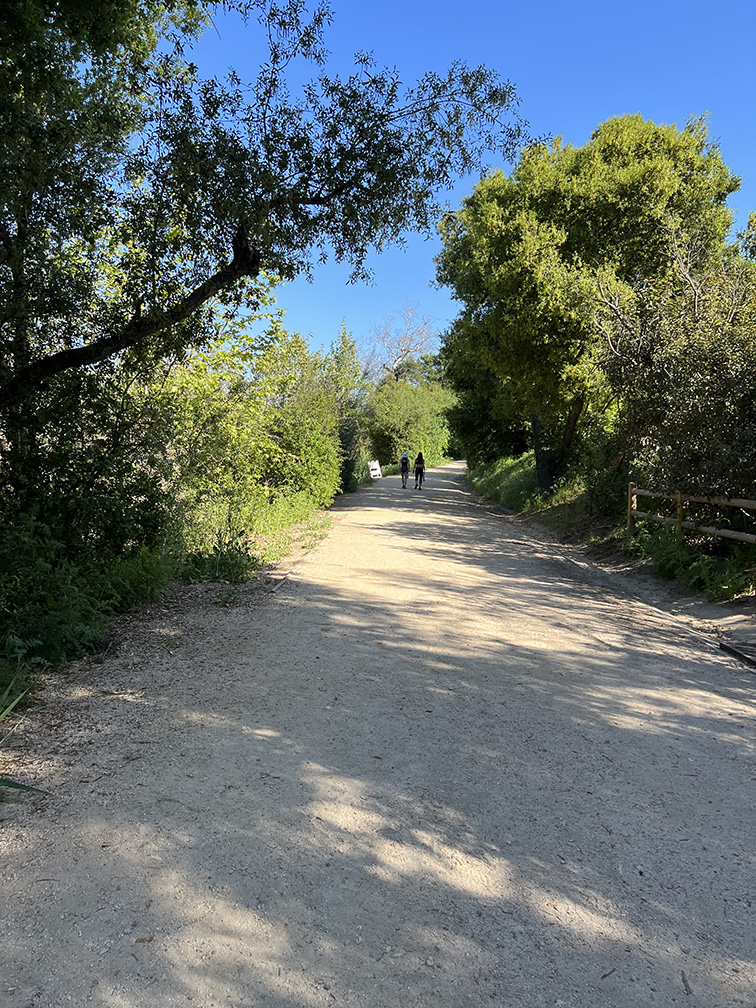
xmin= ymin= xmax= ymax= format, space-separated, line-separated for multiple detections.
xmin=0 ymin=230 xmax=260 ymax=407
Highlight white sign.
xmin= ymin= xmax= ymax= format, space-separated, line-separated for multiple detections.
xmin=368 ymin=460 xmax=382 ymax=479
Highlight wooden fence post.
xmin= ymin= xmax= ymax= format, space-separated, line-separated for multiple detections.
xmin=621 ymin=485 xmax=756 ymax=545
xmin=627 ymin=482 xmax=637 ymax=530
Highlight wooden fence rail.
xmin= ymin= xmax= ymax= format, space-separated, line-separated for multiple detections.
xmin=627 ymin=483 xmax=756 ymax=545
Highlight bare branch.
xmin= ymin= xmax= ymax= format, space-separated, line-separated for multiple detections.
xmin=364 ymin=302 xmax=438 ymax=381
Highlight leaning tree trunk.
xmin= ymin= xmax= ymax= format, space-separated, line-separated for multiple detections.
xmin=554 ymin=392 xmax=585 ymax=471
xmin=530 ymin=393 xmax=586 ymax=494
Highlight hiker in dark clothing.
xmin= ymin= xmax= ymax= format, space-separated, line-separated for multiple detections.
xmin=414 ymin=452 xmax=425 ymax=489
xmin=400 ymin=452 xmax=410 ymax=488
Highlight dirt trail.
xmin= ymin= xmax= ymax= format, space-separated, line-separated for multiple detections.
xmin=2 ymin=461 xmax=755 ymax=1008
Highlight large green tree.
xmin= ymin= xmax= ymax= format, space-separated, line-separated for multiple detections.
xmin=367 ymin=356 xmax=455 ymax=466
xmin=437 ymin=114 xmax=739 ymax=487
xmin=594 ymin=230 xmax=756 ymax=498
xmin=322 ymin=323 xmax=371 ymax=492
xmin=0 ymin=0 xmax=526 ymax=411
xmin=0 ymin=0 xmax=527 ymax=673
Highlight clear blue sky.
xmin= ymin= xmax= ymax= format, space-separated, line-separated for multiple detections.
xmin=189 ymin=0 xmax=756 ymax=350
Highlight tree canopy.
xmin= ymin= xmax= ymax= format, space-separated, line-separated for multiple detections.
xmin=437 ymin=114 xmax=741 ymax=485
xmin=0 ymin=2 xmax=490 ymax=677
xmin=0 ymin=0 xmax=527 ymax=407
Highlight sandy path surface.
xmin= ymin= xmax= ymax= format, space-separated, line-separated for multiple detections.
xmin=2 ymin=461 xmax=755 ymax=1008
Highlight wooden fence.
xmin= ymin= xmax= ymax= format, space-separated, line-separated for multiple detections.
xmin=627 ymin=484 xmax=756 ymax=545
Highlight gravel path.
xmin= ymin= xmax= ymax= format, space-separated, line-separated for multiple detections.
xmin=2 ymin=461 xmax=755 ymax=1008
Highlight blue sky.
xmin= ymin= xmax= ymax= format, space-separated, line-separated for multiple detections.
xmin=189 ymin=0 xmax=756 ymax=350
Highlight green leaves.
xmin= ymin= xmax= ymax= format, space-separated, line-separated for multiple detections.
xmin=2 ymin=0 xmax=528 ymax=403
xmin=0 ymin=1 xmax=527 ymax=670
xmin=367 ymin=369 xmax=455 ymax=467
xmin=0 ymin=678 xmax=47 ymax=798
xmin=437 ymin=114 xmax=741 ymax=485
xmin=597 ymin=251 xmax=756 ymax=497
xmin=0 ymin=776 xmax=47 ymax=796
xmin=149 ymin=313 xmax=345 ymax=566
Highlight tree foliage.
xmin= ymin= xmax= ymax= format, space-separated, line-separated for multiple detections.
xmin=0 ymin=0 xmax=525 ymax=674
xmin=0 ymin=0 xmax=527 ymax=408
xmin=322 ymin=323 xmax=371 ymax=491
xmin=437 ymin=114 xmax=741 ymax=488
xmin=0 ymin=303 xmax=352 ymax=674
xmin=154 ymin=316 xmax=344 ymax=554
xmin=367 ymin=359 xmax=455 ymax=466
xmin=595 ymin=244 xmax=756 ymax=497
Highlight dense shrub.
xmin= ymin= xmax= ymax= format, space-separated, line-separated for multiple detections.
xmin=625 ymin=525 xmax=756 ymax=601
xmin=0 ymin=517 xmax=173 ymax=690
xmin=367 ymin=374 xmax=454 ymax=466
xmin=0 ymin=321 xmax=351 ymax=675
xmin=466 ymin=453 xmax=538 ymax=511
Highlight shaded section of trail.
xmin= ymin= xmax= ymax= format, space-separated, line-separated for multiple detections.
xmin=2 ymin=462 xmax=755 ymax=1007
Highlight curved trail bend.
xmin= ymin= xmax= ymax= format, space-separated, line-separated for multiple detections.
xmin=2 ymin=461 xmax=755 ymax=1007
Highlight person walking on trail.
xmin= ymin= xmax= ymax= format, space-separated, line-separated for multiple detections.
xmin=413 ymin=452 xmax=425 ymax=489
xmin=400 ymin=452 xmax=410 ymax=489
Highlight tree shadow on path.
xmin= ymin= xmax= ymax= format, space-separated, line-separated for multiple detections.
xmin=3 ymin=463 xmax=755 ymax=1008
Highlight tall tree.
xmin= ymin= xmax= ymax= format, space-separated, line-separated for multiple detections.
xmin=437 ymin=114 xmax=739 ymax=487
xmin=0 ymin=0 xmax=527 ymax=410
xmin=323 ymin=323 xmax=370 ymax=491
xmin=594 ymin=237 xmax=756 ymax=497
xmin=364 ymin=303 xmax=438 ymax=382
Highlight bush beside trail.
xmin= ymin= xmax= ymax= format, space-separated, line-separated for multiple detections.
xmin=0 ymin=324 xmax=363 ymax=694
xmin=468 ymin=455 xmax=756 ymax=602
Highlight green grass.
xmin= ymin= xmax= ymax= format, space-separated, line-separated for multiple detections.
xmin=468 ymin=452 xmax=756 ymax=602
xmin=0 ymin=678 xmax=47 ymax=798
xmin=298 ymin=512 xmax=331 ymax=551
xmin=179 ymin=488 xmax=333 ymax=578
xmin=467 ymin=452 xmax=538 ymax=511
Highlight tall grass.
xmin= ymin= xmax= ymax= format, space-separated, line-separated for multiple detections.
xmin=466 ymin=452 xmax=538 ymax=511
xmin=0 ymin=679 xmax=46 ymax=797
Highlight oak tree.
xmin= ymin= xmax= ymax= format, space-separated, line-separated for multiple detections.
xmin=437 ymin=114 xmax=739 ymax=487
xmin=0 ymin=0 xmax=527 ymax=410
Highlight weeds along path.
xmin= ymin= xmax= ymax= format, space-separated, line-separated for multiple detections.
xmin=2 ymin=461 xmax=755 ymax=1008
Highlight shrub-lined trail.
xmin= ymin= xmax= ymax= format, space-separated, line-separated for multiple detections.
xmin=2 ymin=462 xmax=755 ymax=1008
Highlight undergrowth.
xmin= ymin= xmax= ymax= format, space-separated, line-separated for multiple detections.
xmin=0 ymin=518 xmax=173 ymax=689
xmin=0 ymin=678 xmax=46 ymax=798
xmin=467 ymin=452 xmax=538 ymax=511
xmin=623 ymin=525 xmax=756 ymax=601
xmin=0 ymin=488 xmax=334 ymax=684
xmin=468 ymin=454 xmax=756 ymax=601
